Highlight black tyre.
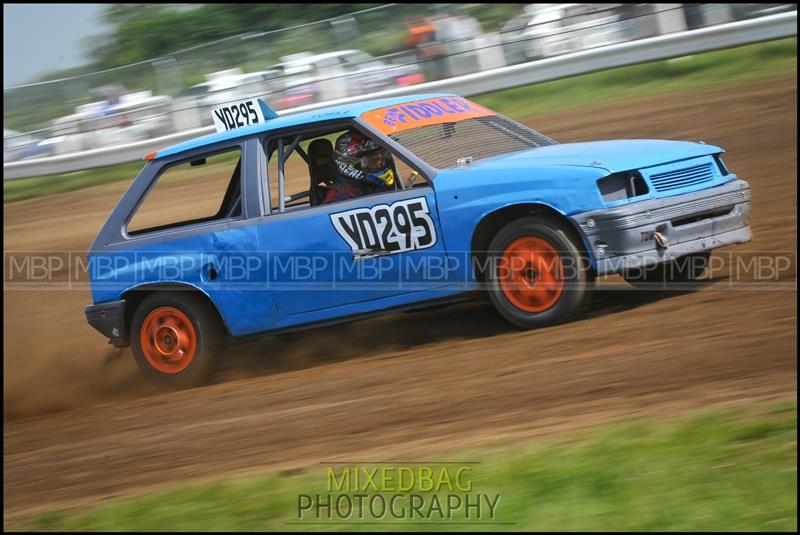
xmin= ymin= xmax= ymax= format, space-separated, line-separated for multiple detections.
xmin=623 ymin=251 xmax=711 ymax=288
xmin=485 ymin=216 xmax=595 ymax=329
xmin=130 ymin=291 xmax=222 ymax=385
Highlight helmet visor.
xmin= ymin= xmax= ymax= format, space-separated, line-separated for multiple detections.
xmin=360 ymin=149 xmax=389 ymax=170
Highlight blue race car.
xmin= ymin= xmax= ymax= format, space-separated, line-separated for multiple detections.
xmin=85 ymin=94 xmax=752 ymax=384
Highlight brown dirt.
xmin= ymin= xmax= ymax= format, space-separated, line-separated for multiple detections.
xmin=3 ymin=77 xmax=797 ymax=521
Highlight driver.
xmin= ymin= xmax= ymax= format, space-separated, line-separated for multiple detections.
xmin=322 ymin=130 xmax=396 ymax=204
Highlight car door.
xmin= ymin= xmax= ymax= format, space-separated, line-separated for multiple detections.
xmin=255 ymin=126 xmax=450 ymax=317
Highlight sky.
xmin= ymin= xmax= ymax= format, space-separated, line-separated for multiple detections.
xmin=3 ymin=4 xmax=110 ymax=88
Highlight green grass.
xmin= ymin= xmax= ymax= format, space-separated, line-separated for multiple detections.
xmin=472 ymin=37 xmax=797 ymax=117
xmin=2 ymin=149 xmax=243 ymax=204
xmin=5 ymin=37 xmax=796 ymax=204
xmin=3 ymin=160 xmax=146 ymax=204
xmin=21 ymin=401 xmax=797 ymax=531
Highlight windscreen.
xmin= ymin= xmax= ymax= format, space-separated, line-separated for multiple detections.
xmin=361 ymin=96 xmax=556 ymax=169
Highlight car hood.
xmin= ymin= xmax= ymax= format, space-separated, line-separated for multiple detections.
xmin=463 ymin=139 xmax=723 ymax=174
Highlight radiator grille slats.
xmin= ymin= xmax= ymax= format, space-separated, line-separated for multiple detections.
xmin=648 ymin=162 xmax=715 ymax=192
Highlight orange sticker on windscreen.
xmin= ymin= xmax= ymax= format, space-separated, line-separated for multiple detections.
xmin=362 ymin=96 xmax=496 ymax=135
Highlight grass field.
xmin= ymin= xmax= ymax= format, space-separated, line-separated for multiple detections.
xmin=21 ymin=401 xmax=797 ymax=531
xmin=3 ymin=160 xmax=146 ymax=204
xmin=4 ymin=37 xmax=796 ymax=204
xmin=473 ymin=37 xmax=797 ymax=117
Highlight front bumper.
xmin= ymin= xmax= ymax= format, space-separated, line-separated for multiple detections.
xmin=84 ymin=299 xmax=128 ymax=347
xmin=572 ymin=179 xmax=752 ymax=276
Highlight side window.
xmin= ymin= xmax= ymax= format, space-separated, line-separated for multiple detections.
xmin=127 ymin=148 xmax=242 ymax=235
xmin=393 ymin=157 xmax=429 ymax=189
xmin=267 ymin=139 xmax=313 ymax=211
xmin=265 ymin=126 xmax=427 ymax=214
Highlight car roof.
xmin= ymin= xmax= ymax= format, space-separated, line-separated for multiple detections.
xmin=152 ymin=92 xmax=460 ymax=160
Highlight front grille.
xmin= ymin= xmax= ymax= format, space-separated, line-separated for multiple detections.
xmin=648 ymin=162 xmax=715 ymax=192
xmin=590 ymin=185 xmax=749 ymax=231
xmin=671 ymin=206 xmax=734 ymax=227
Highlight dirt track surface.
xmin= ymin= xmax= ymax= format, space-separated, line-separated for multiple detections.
xmin=4 ymin=77 xmax=797 ymax=520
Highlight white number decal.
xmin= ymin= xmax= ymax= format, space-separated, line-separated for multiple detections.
xmin=212 ymin=99 xmax=265 ymax=133
xmin=330 ymin=197 xmax=437 ymax=258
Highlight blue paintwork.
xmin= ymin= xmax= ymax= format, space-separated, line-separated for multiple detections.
xmin=87 ymin=220 xmax=465 ymax=337
xmin=468 ymin=139 xmax=724 ymax=172
xmin=88 ymin=94 xmax=735 ymax=340
xmin=257 ymin=98 xmax=279 ymax=120
xmin=429 ymin=140 xmax=730 ymax=281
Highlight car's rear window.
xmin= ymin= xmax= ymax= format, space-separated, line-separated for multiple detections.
xmin=361 ymin=96 xmax=555 ymax=169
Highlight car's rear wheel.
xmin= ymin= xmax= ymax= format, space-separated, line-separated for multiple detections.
xmin=130 ymin=292 xmax=221 ymax=385
xmin=486 ymin=216 xmax=594 ymax=329
xmin=623 ymin=251 xmax=711 ymax=288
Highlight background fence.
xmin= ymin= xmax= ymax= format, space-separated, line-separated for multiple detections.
xmin=3 ymin=3 xmax=797 ymax=179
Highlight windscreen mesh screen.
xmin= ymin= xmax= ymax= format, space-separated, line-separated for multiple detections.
xmin=388 ymin=115 xmax=556 ymax=169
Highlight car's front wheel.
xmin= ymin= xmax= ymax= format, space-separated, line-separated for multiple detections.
xmin=485 ymin=216 xmax=594 ymax=329
xmin=130 ymin=292 xmax=222 ymax=385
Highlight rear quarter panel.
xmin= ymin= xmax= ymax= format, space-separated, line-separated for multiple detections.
xmin=88 ymin=223 xmax=277 ymax=337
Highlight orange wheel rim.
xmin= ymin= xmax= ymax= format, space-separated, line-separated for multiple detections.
xmin=499 ymin=236 xmax=565 ymax=312
xmin=140 ymin=307 xmax=197 ymax=374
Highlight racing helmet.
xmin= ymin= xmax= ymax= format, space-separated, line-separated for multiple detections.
xmin=334 ymin=130 xmax=395 ymax=189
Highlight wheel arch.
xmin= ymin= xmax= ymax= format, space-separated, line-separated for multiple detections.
xmin=122 ymin=282 xmax=230 ymax=340
xmin=470 ymin=202 xmax=594 ymax=283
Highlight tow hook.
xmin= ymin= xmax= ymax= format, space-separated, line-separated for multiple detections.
xmin=654 ymin=226 xmax=669 ymax=250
